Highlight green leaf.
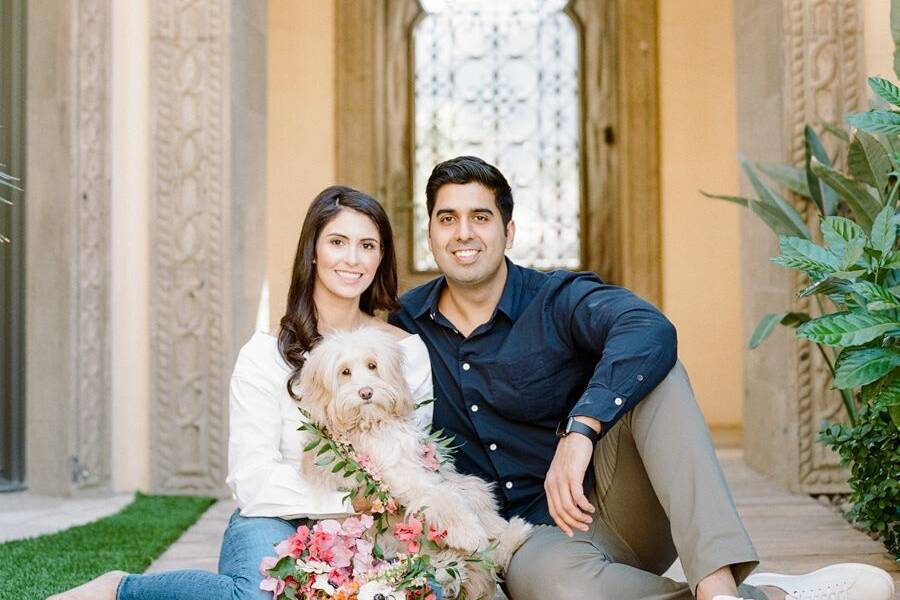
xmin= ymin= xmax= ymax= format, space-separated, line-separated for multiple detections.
xmin=303 ymin=438 xmax=321 ymax=452
xmin=810 ymin=157 xmax=882 ymax=230
xmin=749 ymin=312 xmax=811 ymax=349
xmin=798 ymin=276 xmax=854 ymax=298
xmin=771 ymin=236 xmax=840 ymax=275
xmin=868 ymin=77 xmax=900 ymax=108
xmin=847 ymin=110 xmax=900 ymax=135
xmin=848 ymin=132 xmax=893 ymax=199
xmin=699 ymin=190 xmax=750 ymax=207
xmin=806 ymin=126 xmax=838 ymax=216
xmin=890 ymin=405 xmax=900 ymax=427
xmin=747 ymin=199 xmax=809 ymax=238
xmin=741 ymin=157 xmax=812 ymax=238
xmin=820 ymin=120 xmax=851 ymax=143
xmin=757 ymin=162 xmax=811 ymax=197
xmin=267 ymin=555 xmax=297 ymax=579
xmin=870 ymin=205 xmax=898 ymax=257
xmin=315 ymin=454 xmax=336 ymax=466
xmin=853 ymin=281 xmax=900 ymax=311
xmin=820 ymin=216 xmax=867 ymax=257
xmin=798 ymin=311 xmax=900 ymax=346
xmin=833 ymin=346 xmax=900 ymax=389
xmin=331 ymin=459 xmax=347 ymax=473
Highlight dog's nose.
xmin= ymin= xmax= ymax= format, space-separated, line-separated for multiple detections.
xmin=358 ymin=386 xmax=373 ymax=401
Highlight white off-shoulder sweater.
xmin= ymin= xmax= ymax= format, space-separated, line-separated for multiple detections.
xmin=226 ymin=331 xmax=433 ymax=519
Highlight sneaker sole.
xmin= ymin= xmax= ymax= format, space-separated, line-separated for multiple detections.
xmin=744 ymin=562 xmax=895 ymax=596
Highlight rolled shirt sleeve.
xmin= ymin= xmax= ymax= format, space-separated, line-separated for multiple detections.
xmin=226 ymin=374 xmax=352 ymax=519
xmin=557 ymin=274 xmax=678 ymax=433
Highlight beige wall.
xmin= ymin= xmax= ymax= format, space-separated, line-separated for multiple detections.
xmin=865 ymin=0 xmax=894 ymax=78
xmin=659 ymin=1 xmax=743 ymax=427
xmin=267 ymin=0 xmax=336 ymax=328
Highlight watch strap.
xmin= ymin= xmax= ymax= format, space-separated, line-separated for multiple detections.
xmin=562 ymin=418 xmax=600 ymax=444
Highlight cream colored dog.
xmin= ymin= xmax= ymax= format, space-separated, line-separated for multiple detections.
xmin=297 ymin=327 xmax=531 ymax=600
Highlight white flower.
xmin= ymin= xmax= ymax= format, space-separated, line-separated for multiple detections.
xmin=296 ymin=559 xmax=331 ymax=574
xmin=311 ymin=573 xmax=336 ymax=595
xmin=357 ymin=580 xmax=400 ymax=600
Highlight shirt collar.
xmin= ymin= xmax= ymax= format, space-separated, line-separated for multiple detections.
xmin=411 ymin=257 xmax=523 ymax=322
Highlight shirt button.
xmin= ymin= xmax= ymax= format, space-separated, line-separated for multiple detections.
xmin=614 ymin=397 xmax=624 ymax=406
xmin=429 ymin=313 xmax=435 ymax=320
xmin=471 ymin=405 xmax=479 ymax=413
xmin=462 ymin=362 xmax=471 ymax=371
xmin=505 ymin=481 xmax=513 ymax=489
xmin=637 ymin=374 xmax=644 ymax=382
xmin=489 ymin=443 xmax=498 ymax=451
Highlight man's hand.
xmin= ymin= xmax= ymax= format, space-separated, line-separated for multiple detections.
xmin=545 ymin=417 xmax=600 ymax=536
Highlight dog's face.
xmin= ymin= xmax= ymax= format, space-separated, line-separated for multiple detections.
xmin=298 ymin=327 xmax=414 ymax=433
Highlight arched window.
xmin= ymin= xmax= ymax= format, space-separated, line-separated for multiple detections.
xmin=412 ymin=0 xmax=580 ymax=271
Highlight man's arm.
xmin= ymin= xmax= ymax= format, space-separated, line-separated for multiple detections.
xmin=544 ymin=274 xmax=678 ymax=535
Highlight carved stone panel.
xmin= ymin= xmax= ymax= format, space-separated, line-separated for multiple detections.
xmin=149 ymin=0 xmax=266 ymax=496
xmin=735 ymin=0 xmax=864 ymax=493
xmin=25 ymin=0 xmax=112 ymax=496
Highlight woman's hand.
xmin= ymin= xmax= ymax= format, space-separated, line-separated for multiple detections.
xmin=352 ymin=495 xmax=373 ymax=513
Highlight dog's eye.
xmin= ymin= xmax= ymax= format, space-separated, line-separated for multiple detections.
xmin=367 ymin=362 xmax=377 ymax=370
xmin=341 ymin=368 xmax=351 ymax=376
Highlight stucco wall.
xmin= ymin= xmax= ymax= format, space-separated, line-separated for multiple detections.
xmin=267 ymin=0 xmax=336 ymax=328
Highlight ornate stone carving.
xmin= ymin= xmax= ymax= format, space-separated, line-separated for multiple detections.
xmin=74 ymin=0 xmax=111 ymax=490
xmin=782 ymin=0 xmax=864 ymax=490
xmin=149 ymin=0 xmax=229 ymax=494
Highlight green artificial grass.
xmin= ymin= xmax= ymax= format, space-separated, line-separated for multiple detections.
xmin=0 ymin=492 xmax=216 ymax=600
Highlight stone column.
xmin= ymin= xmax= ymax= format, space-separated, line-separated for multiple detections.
xmin=148 ymin=1 xmax=266 ymax=496
xmin=735 ymin=0 xmax=865 ymax=493
xmin=26 ymin=0 xmax=112 ymax=496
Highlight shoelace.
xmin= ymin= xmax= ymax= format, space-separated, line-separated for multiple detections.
xmin=787 ymin=579 xmax=851 ymax=600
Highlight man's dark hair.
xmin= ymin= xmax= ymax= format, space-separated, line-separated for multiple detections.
xmin=425 ymin=156 xmax=514 ymax=226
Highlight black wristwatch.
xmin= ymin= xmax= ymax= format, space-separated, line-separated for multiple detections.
xmin=556 ymin=417 xmax=600 ymax=444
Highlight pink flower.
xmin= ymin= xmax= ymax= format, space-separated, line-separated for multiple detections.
xmin=307 ymin=530 xmax=336 ymax=563
xmin=317 ymin=519 xmax=343 ymax=536
xmin=427 ymin=525 xmax=447 ymax=545
xmin=407 ymin=539 xmax=421 ymax=554
xmin=259 ymin=555 xmax=279 ymax=576
xmin=418 ymin=442 xmax=440 ymax=472
xmin=295 ymin=524 xmax=310 ymax=541
xmin=352 ymin=538 xmax=375 ymax=575
xmin=328 ymin=567 xmax=351 ymax=587
xmin=393 ymin=515 xmax=423 ymax=542
xmin=356 ymin=454 xmax=383 ymax=481
xmin=259 ymin=576 xmax=285 ymax=596
xmin=386 ymin=497 xmax=398 ymax=514
xmin=274 ymin=530 xmax=308 ymax=558
xmin=341 ymin=514 xmax=373 ymax=538
xmin=330 ymin=539 xmax=355 ymax=569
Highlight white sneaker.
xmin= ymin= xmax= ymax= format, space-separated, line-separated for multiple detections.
xmin=744 ymin=562 xmax=895 ymax=600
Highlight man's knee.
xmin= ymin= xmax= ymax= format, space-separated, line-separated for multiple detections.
xmin=505 ymin=526 xmax=612 ymax=600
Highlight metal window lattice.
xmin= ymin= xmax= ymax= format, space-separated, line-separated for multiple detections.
xmin=413 ymin=0 xmax=580 ymax=271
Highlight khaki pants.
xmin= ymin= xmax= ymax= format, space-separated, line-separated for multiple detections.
xmin=505 ymin=362 xmax=765 ymax=600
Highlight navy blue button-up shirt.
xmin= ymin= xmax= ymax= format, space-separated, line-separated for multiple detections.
xmin=389 ymin=260 xmax=677 ymax=525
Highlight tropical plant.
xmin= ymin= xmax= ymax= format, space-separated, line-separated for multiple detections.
xmin=704 ymin=75 xmax=900 ymax=557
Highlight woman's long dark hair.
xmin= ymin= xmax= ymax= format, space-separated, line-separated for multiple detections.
xmin=278 ymin=185 xmax=399 ymax=398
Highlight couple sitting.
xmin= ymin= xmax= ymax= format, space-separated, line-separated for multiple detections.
xmin=52 ymin=156 xmax=894 ymax=600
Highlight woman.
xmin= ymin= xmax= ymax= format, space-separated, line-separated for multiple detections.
xmin=50 ymin=186 xmax=433 ymax=600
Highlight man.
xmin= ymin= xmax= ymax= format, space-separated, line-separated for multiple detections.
xmin=389 ymin=156 xmax=894 ymax=600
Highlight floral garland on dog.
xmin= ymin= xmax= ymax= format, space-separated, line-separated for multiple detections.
xmin=260 ymin=404 xmax=496 ymax=600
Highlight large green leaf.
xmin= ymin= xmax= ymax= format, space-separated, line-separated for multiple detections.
xmin=741 ymin=157 xmax=811 ymax=239
xmin=870 ymin=204 xmax=898 ymax=257
xmin=820 ymin=216 xmax=866 ymax=256
xmin=853 ymin=280 xmax=900 ymax=311
xmin=869 ymin=77 xmax=900 ymax=108
xmin=847 ymin=110 xmax=900 ymax=135
xmin=771 ymin=236 xmax=840 ymax=275
xmin=797 ymin=311 xmax=900 ymax=346
xmin=749 ymin=312 xmax=811 ymax=349
xmin=820 ymin=120 xmax=850 ymax=143
xmin=805 ymin=126 xmax=838 ymax=216
xmin=847 ymin=132 xmax=893 ymax=200
xmin=699 ymin=190 xmax=750 ymax=207
xmin=798 ymin=276 xmax=854 ymax=298
xmin=748 ymin=194 xmax=811 ymax=238
xmin=757 ymin=162 xmax=811 ymax=198
xmin=833 ymin=346 xmax=900 ymax=389
xmin=810 ymin=157 xmax=882 ymax=230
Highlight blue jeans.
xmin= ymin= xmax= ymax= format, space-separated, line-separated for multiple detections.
xmin=117 ymin=509 xmax=299 ymax=600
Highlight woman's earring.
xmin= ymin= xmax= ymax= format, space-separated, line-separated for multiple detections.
xmin=312 ymin=259 xmax=316 ymax=264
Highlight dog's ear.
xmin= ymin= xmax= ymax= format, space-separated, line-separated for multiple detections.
xmin=377 ymin=336 xmax=415 ymax=418
xmin=297 ymin=338 xmax=339 ymax=425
